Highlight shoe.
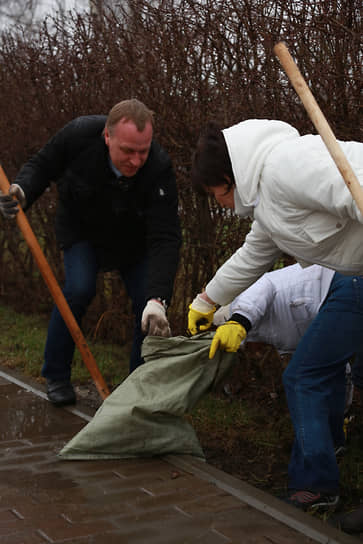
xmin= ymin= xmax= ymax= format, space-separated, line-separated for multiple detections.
xmin=339 ymin=504 xmax=363 ymax=534
xmin=335 ymin=445 xmax=347 ymax=458
xmin=46 ymin=379 xmax=76 ymax=406
xmin=284 ymin=490 xmax=339 ymax=512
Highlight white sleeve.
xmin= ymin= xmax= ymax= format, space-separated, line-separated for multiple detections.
xmin=205 ymin=220 xmax=282 ymax=305
xmin=230 ymin=274 xmax=276 ymax=330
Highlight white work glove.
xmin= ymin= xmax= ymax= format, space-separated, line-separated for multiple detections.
xmin=141 ymin=299 xmax=171 ymax=337
xmin=0 ymin=184 xmax=26 ymax=219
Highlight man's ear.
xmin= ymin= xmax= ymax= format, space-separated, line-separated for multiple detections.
xmin=104 ymin=127 xmax=110 ymax=146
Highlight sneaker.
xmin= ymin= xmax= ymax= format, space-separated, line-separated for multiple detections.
xmin=285 ymin=490 xmax=339 ymax=512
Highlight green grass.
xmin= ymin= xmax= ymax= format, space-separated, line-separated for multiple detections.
xmin=0 ymin=303 xmax=129 ymax=386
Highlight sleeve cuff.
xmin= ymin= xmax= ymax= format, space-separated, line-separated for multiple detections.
xmin=230 ymin=313 xmax=252 ymax=332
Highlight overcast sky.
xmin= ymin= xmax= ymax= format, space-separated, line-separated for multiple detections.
xmin=0 ymin=0 xmax=89 ymax=32
xmin=40 ymin=0 xmax=88 ymax=16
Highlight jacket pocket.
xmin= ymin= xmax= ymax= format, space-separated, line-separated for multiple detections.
xmin=289 ymin=298 xmax=315 ymax=338
xmin=301 ymin=211 xmax=348 ymax=244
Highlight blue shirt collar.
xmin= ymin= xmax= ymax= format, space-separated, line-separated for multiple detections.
xmin=108 ymin=156 xmax=122 ymax=178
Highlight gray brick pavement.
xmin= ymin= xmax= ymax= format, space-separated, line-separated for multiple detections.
xmin=0 ymin=371 xmax=359 ymax=543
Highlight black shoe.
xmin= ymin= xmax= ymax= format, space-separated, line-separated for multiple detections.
xmin=339 ymin=504 xmax=363 ymax=534
xmin=46 ymin=379 xmax=76 ymax=406
xmin=284 ymin=490 xmax=339 ymax=512
xmin=334 ymin=445 xmax=347 ymax=458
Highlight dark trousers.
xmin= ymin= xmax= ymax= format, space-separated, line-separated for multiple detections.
xmin=42 ymin=241 xmax=146 ymax=381
xmin=283 ymin=273 xmax=363 ymax=493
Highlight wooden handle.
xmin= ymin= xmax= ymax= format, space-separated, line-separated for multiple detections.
xmin=273 ymin=41 xmax=363 ymax=216
xmin=0 ymin=166 xmax=110 ymax=400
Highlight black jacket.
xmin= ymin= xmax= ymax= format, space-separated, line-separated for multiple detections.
xmin=15 ymin=115 xmax=182 ymax=304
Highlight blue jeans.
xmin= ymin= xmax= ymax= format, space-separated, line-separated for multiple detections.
xmin=42 ymin=241 xmax=147 ymax=381
xmin=282 ymin=272 xmax=363 ymax=494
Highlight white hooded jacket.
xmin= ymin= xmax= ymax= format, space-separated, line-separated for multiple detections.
xmin=205 ymin=119 xmax=363 ymax=305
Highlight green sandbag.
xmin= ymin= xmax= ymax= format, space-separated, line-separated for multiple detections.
xmin=58 ymin=332 xmax=237 ymax=460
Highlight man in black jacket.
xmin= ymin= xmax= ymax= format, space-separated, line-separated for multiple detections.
xmin=0 ymin=99 xmax=181 ymax=406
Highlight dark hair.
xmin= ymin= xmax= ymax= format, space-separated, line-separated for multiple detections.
xmin=191 ymin=121 xmax=234 ymax=195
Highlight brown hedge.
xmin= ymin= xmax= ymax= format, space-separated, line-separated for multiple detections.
xmin=0 ymin=0 xmax=361 ymax=343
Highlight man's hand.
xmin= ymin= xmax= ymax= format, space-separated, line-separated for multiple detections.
xmin=0 ymin=184 xmax=26 ymax=219
xmin=209 ymin=321 xmax=247 ymax=359
xmin=188 ymin=293 xmax=216 ymax=335
xmin=141 ymin=299 xmax=171 ymax=337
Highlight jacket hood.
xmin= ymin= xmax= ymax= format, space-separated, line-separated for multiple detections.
xmin=223 ymin=119 xmax=299 ymax=207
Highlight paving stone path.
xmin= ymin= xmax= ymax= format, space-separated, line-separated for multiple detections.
xmin=0 ymin=370 xmax=359 ymax=544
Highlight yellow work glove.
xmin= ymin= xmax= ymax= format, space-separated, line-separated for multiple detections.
xmin=188 ymin=293 xmax=216 ymax=335
xmin=209 ymin=321 xmax=247 ymax=359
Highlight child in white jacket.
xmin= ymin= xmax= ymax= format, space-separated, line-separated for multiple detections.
xmin=214 ymin=262 xmax=334 ymax=353
xmin=214 ymin=262 xmax=354 ymax=436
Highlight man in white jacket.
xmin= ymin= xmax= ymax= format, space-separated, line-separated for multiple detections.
xmin=187 ymin=119 xmax=363 ymax=512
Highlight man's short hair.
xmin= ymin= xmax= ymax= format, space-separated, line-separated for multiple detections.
xmin=106 ymin=99 xmax=155 ymax=134
xmin=191 ymin=121 xmax=234 ymax=195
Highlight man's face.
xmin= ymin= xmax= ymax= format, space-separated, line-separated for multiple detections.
xmin=104 ymin=118 xmax=153 ymax=177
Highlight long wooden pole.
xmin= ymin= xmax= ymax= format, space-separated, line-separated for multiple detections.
xmin=0 ymin=165 xmax=110 ymax=400
xmin=273 ymin=41 xmax=363 ymax=216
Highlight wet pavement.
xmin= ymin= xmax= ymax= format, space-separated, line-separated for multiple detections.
xmin=0 ymin=366 xmax=360 ymax=544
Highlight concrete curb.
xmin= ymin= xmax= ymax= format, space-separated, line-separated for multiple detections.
xmin=165 ymin=454 xmax=359 ymax=544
